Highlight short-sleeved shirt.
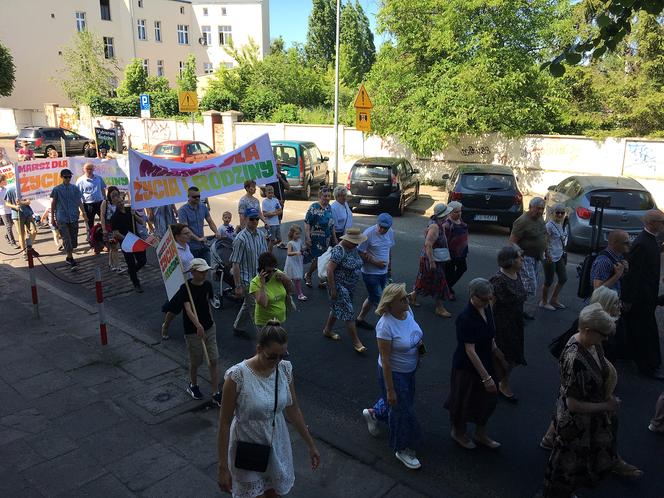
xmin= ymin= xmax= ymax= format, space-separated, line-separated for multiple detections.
xmin=590 ymin=248 xmax=623 ymax=295
xmin=267 ymin=171 xmax=288 ymax=201
xmin=218 ymin=223 xmax=236 ymax=239
xmin=511 ymin=213 xmax=546 ymax=259
xmin=176 ymin=240 xmax=194 ymax=279
xmin=5 ymin=186 xmax=33 ymax=220
xmin=330 ymin=201 xmax=353 ymax=233
xmin=110 ymin=208 xmax=134 ymax=236
xmin=238 ymin=195 xmax=260 ymax=216
xmin=50 ymin=183 xmax=82 ymax=224
xmin=0 ymin=186 xmax=11 ymax=215
xmin=545 ymin=220 xmax=566 ymax=262
xmin=262 ymin=197 xmax=281 ymax=226
xmin=76 ymin=174 xmax=106 ymax=203
xmin=18 ymin=148 xmax=34 ymax=160
xmin=179 ymin=280 xmax=214 ymax=334
xmin=249 ymin=270 xmax=287 ymax=325
xmin=358 ymin=225 xmax=395 ymax=275
xmin=230 ymin=227 xmax=269 ymax=287
xmin=177 ymin=202 xmax=210 ymax=251
xmin=451 ymin=303 xmax=496 ymax=376
xmin=376 ymin=310 xmax=423 ymax=373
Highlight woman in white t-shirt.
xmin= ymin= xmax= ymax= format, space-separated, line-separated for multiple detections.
xmin=361 ymin=283 xmax=425 ymax=470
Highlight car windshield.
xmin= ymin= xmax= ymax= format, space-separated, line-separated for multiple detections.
xmin=153 ymin=144 xmax=181 ymax=155
xmin=272 ymin=146 xmax=298 ymax=166
xmin=18 ymin=129 xmax=40 ymax=139
xmin=352 ymin=165 xmax=391 ymax=180
xmin=586 ymin=189 xmax=655 ymax=210
xmin=460 ymin=173 xmax=515 ymax=191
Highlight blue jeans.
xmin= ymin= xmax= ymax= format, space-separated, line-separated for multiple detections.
xmin=362 ymin=272 xmax=388 ymax=305
xmin=373 ymin=365 xmax=422 ymax=452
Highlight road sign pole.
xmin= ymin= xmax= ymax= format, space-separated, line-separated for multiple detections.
xmin=362 ymin=132 xmax=365 ymax=158
xmin=192 ymin=113 xmax=195 ymax=141
xmin=333 ymin=0 xmax=341 ymax=187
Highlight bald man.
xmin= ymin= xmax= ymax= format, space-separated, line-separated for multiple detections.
xmin=590 ymin=229 xmax=630 ymax=294
xmin=622 ymin=209 xmax=664 ymax=379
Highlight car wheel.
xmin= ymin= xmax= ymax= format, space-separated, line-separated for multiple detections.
xmin=414 ymin=183 xmax=420 ymax=200
xmin=301 ymin=182 xmax=311 ymax=200
xmin=323 ymin=171 xmax=330 ymax=186
xmin=45 ymin=146 xmax=57 ymax=157
xmin=393 ymin=195 xmax=405 ymax=216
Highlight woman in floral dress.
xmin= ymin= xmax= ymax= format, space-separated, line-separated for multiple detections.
xmin=304 ymin=188 xmax=337 ymax=288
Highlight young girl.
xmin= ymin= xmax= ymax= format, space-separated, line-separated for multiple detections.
xmin=284 ymin=225 xmax=307 ymax=301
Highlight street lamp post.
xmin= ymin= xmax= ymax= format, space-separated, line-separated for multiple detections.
xmin=333 ymin=0 xmax=341 ymax=187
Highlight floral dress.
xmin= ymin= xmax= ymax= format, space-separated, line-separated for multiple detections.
xmin=305 ymin=202 xmax=335 ymax=258
xmin=225 ymin=360 xmax=295 ymax=498
xmin=489 ymin=270 xmax=527 ymax=365
xmin=329 ymin=244 xmax=362 ymax=321
xmin=544 ymin=338 xmax=618 ymax=497
xmin=414 ymin=219 xmax=450 ymax=299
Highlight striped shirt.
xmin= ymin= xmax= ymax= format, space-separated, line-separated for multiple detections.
xmin=230 ymin=227 xmax=268 ymax=286
xmin=590 ymin=248 xmax=623 ymax=295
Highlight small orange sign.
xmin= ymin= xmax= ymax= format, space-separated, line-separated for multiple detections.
xmin=353 ymin=84 xmax=373 ymax=110
xmin=355 ymin=109 xmax=371 ymax=132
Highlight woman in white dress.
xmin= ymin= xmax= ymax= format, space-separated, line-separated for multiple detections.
xmin=218 ymin=320 xmax=320 ymax=498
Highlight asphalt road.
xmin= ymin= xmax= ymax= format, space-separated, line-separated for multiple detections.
xmin=4 ymin=189 xmax=664 ymax=498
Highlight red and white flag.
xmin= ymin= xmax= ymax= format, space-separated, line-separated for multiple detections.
xmin=121 ymin=232 xmax=150 ymax=253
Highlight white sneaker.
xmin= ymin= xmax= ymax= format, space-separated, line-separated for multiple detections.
xmin=362 ymin=408 xmax=380 ymax=437
xmin=395 ymin=449 xmax=421 ymax=470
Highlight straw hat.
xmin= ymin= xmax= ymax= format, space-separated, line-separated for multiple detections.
xmin=340 ymin=227 xmax=367 ymax=245
xmin=432 ymin=203 xmax=453 ymax=219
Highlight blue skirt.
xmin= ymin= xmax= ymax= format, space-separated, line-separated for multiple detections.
xmin=373 ymin=365 xmax=422 ymax=452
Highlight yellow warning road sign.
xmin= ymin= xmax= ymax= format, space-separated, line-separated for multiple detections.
xmin=178 ymin=91 xmax=198 ymax=113
xmin=353 ymin=84 xmax=373 ymax=110
xmin=356 ymin=109 xmax=371 ymax=132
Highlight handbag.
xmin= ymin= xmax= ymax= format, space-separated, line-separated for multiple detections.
xmin=317 ymin=246 xmax=334 ymax=281
xmin=433 ymin=247 xmax=451 ymax=262
xmin=234 ymin=366 xmax=279 ymax=472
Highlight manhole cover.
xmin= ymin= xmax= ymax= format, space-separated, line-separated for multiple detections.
xmin=130 ymin=382 xmax=191 ymax=415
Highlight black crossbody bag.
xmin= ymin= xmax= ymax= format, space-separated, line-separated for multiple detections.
xmin=234 ymin=366 xmax=279 ymax=472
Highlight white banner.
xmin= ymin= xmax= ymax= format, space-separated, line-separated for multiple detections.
xmin=156 ymin=228 xmax=185 ymax=300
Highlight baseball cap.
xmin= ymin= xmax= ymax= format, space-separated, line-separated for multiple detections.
xmin=60 ymin=168 xmax=73 ymax=177
xmin=188 ymin=258 xmax=211 ymax=272
xmin=377 ymin=213 xmax=393 ymax=228
xmin=245 ymin=207 xmax=260 ymax=219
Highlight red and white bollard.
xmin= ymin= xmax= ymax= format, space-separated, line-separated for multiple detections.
xmin=26 ymin=237 xmax=39 ymax=319
xmin=94 ymin=267 xmax=108 ymax=345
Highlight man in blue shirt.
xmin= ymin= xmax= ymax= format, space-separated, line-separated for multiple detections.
xmin=76 ymin=162 xmax=106 ymax=233
xmin=51 ymin=168 xmax=86 ymax=267
xmin=177 ymin=186 xmax=220 ymax=263
xmin=590 ymin=229 xmax=630 ymax=296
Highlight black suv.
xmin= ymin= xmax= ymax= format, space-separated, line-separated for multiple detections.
xmin=15 ymin=127 xmax=93 ymax=157
xmin=347 ymin=157 xmax=420 ymax=216
xmin=442 ymin=164 xmax=523 ymax=227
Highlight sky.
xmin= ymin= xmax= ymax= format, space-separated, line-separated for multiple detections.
xmin=269 ymin=0 xmax=383 ymax=47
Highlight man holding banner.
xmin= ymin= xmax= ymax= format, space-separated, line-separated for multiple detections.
xmin=51 ymin=169 xmax=87 ymax=267
xmin=76 ymin=162 xmax=107 ymax=233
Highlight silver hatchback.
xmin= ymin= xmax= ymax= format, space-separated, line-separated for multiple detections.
xmin=544 ymin=176 xmax=656 ymax=251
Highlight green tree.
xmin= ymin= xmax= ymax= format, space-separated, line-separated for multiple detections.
xmin=145 ymin=76 xmax=171 ymax=93
xmin=305 ymin=0 xmax=337 ymax=67
xmin=0 ymin=41 xmax=15 ymax=97
xmin=177 ymin=54 xmax=198 ymax=92
xmin=339 ymin=1 xmax=376 ymax=85
xmin=59 ymin=31 xmax=119 ymax=105
xmin=270 ymin=36 xmax=285 ymax=55
xmin=116 ymin=58 xmax=148 ymax=97
xmin=368 ymin=0 xmax=574 ymax=155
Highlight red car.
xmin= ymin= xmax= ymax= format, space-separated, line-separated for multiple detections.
xmin=151 ymin=140 xmax=217 ymax=163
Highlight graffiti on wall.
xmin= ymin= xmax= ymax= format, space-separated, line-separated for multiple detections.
xmin=56 ymin=108 xmax=79 ymax=132
xmin=460 ymin=145 xmax=491 ymax=156
xmin=624 ymin=141 xmax=663 ymax=178
xmin=146 ymin=120 xmax=172 ymax=142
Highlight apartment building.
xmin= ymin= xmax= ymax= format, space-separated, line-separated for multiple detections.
xmin=0 ymin=0 xmax=270 ymax=110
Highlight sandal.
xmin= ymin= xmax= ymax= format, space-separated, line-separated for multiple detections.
xmin=304 ymin=275 xmax=312 ymax=288
xmin=434 ymin=309 xmax=452 ymax=318
xmin=353 ymin=343 xmax=367 ymax=354
xmin=323 ymin=330 xmax=340 ymax=341
xmin=473 ymin=435 xmax=501 ymax=449
xmin=161 ymin=323 xmax=170 ymax=341
xmin=451 ymin=430 xmax=476 ymax=450
xmin=408 ymin=292 xmax=421 ymax=307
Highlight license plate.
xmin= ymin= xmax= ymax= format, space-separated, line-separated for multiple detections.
xmin=360 ymin=199 xmax=379 ymax=205
xmin=474 ymin=214 xmax=498 ymax=221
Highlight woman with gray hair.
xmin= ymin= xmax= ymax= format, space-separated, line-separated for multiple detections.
xmin=442 ymin=201 xmax=469 ymax=300
xmin=540 ymin=203 xmax=568 ymax=310
xmin=330 ymin=185 xmax=353 ymax=240
xmin=444 ymin=278 xmax=507 ymax=449
xmin=543 ymin=303 xmax=641 ymax=497
xmin=489 ymin=245 xmax=527 ymax=402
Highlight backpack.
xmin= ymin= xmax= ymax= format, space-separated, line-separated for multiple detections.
xmin=576 ymin=249 xmax=616 ymax=299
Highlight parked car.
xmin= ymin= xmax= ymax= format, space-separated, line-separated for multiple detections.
xmin=442 ymin=164 xmax=523 ymax=228
xmin=346 ymin=157 xmax=420 ymax=216
xmin=151 ymin=140 xmax=218 ymax=163
xmin=14 ymin=127 xmax=93 ymax=157
xmin=544 ymin=175 xmax=656 ymax=251
xmin=271 ymin=140 xmax=329 ymax=199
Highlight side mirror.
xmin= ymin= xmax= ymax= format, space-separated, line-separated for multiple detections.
xmin=412 ymin=169 xmax=420 ymax=174
xmin=321 ymin=156 xmax=329 ymax=162
xmin=442 ymin=173 xmax=450 ymax=180
xmin=547 ymin=185 xmax=556 ymax=191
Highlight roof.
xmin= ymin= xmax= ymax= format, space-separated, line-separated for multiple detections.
xmin=570 ymin=175 xmax=646 ymax=190
xmin=456 ymin=164 xmax=515 ymax=175
xmin=352 ymin=157 xmax=404 ymax=166
xmin=154 ymin=140 xmax=197 ymax=145
xmin=270 ymin=140 xmax=316 ymax=147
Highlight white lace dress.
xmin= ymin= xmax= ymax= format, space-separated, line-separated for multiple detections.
xmin=225 ymin=360 xmax=295 ymax=498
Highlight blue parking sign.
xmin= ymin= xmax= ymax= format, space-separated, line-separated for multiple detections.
xmin=140 ymin=94 xmax=150 ymax=110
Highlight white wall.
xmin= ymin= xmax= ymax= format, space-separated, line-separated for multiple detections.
xmin=0 ymin=108 xmax=47 ymax=136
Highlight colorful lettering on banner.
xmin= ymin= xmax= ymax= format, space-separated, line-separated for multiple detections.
xmin=128 ymin=133 xmax=278 ymax=209
xmin=16 ymin=158 xmax=69 ymax=200
xmin=0 ymin=163 xmax=16 ymax=185
xmin=156 ymin=228 xmax=185 ymax=300
xmin=69 ymin=157 xmax=129 ymax=192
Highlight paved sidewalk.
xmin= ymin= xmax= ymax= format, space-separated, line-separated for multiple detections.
xmin=0 ymin=264 xmax=424 ymax=498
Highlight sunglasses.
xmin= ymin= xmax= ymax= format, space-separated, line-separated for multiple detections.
xmin=190 ymin=195 xmax=201 ymax=199
xmin=555 ymin=211 xmax=565 ymax=215
xmin=248 ymin=217 xmax=259 ymax=221
xmin=62 ymin=175 xmax=72 ymax=179
xmin=264 ymin=352 xmax=289 ymax=361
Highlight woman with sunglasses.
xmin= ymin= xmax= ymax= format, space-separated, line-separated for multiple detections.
xmin=218 ymin=320 xmax=320 ymax=498
xmin=540 ymin=204 xmax=568 ymax=311
xmin=543 ymin=303 xmax=641 ymax=497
